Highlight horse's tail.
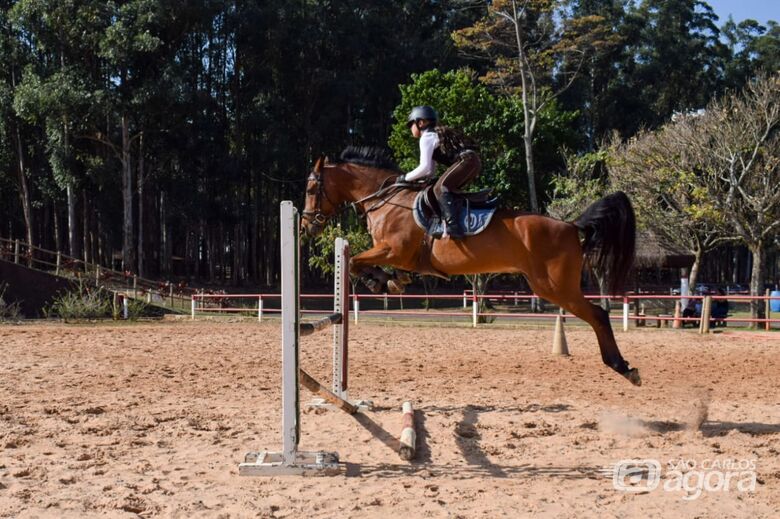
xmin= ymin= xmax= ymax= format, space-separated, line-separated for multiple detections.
xmin=573 ymin=191 xmax=636 ymax=295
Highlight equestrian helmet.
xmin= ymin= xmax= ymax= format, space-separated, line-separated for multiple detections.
xmin=407 ymin=105 xmax=438 ymax=126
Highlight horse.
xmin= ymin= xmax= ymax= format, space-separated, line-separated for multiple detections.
xmin=300 ymin=147 xmax=641 ymax=386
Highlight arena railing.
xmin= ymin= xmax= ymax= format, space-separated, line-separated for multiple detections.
xmin=190 ymin=291 xmax=779 ymax=331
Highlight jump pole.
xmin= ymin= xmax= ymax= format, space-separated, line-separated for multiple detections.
xmin=398 ymin=401 xmax=416 ymax=460
xmin=239 ymin=201 xmax=367 ymax=477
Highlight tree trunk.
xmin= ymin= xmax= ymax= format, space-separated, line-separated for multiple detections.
xmin=523 ymin=131 xmax=538 ymax=213
xmin=159 ymin=190 xmax=168 ymax=275
xmin=66 ymin=183 xmax=78 ymax=259
xmin=13 ymin=122 xmax=33 ymax=262
xmin=10 ymin=67 xmax=34 ymax=261
xmin=688 ymin=247 xmax=703 ymax=295
xmin=137 ymin=133 xmax=145 ymax=278
xmin=121 ymin=113 xmax=135 ymax=272
xmin=53 ymin=202 xmax=61 ymax=253
xmin=96 ymin=211 xmax=104 ymax=267
xmin=82 ymin=189 xmax=90 ymax=264
xmin=250 ymin=180 xmax=259 ymax=282
xmin=511 ymin=0 xmax=539 ymax=213
xmin=469 ymin=274 xmax=496 ymax=324
xmin=748 ymin=241 xmax=766 ymax=327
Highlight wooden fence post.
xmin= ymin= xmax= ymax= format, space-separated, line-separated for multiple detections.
xmin=699 ymin=296 xmax=712 ymax=334
xmin=765 ymin=289 xmax=771 ymax=331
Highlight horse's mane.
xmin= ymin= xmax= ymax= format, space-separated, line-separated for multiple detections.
xmin=334 ymin=146 xmax=400 ymax=172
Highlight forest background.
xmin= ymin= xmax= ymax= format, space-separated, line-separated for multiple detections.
xmin=0 ymin=0 xmax=777 ymax=302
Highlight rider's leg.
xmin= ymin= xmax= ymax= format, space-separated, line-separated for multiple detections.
xmin=433 ymin=153 xmax=481 ymax=239
xmin=433 ymin=152 xmax=481 ymax=197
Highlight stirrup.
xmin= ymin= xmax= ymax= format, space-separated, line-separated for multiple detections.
xmin=443 ymin=219 xmax=464 ymax=240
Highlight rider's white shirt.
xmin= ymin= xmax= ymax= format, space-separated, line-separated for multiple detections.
xmin=405 ymin=130 xmax=439 ymax=181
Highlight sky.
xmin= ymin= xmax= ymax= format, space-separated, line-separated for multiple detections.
xmin=705 ymin=0 xmax=779 ymax=26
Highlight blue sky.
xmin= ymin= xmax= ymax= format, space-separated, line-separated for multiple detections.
xmin=705 ymin=0 xmax=779 ymax=26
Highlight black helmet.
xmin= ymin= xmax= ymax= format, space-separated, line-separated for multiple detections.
xmin=407 ymin=105 xmax=438 ymax=127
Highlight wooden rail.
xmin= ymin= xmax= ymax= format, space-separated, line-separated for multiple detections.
xmin=0 ymin=237 xmax=193 ymax=312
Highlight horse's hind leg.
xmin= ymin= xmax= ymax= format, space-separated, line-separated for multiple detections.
xmin=566 ymin=296 xmax=640 ymax=386
xmin=531 ymin=281 xmax=641 ymax=386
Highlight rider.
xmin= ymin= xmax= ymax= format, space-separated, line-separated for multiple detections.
xmin=399 ymin=105 xmax=481 ymax=239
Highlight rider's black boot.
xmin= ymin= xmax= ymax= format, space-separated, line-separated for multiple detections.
xmin=439 ymin=192 xmax=464 ymax=239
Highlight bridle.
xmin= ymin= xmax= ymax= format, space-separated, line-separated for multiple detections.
xmin=301 ymin=169 xmax=334 ymax=226
xmin=302 ymin=164 xmax=413 ymax=227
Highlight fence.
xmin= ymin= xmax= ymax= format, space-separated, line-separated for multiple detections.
xmin=191 ymin=291 xmax=780 ymax=330
xmin=0 ymin=237 xmax=194 ymax=311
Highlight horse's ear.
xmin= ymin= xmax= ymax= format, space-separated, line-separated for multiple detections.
xmin=313 ymin=155 xmax=326 ymax=172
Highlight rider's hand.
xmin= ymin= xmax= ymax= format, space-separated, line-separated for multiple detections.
xmin=397 ymin=174 xmax=407 ymax=183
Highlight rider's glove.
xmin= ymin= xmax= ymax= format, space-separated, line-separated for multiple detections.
xmin=398 ymin=174 xmax=406 ymax=183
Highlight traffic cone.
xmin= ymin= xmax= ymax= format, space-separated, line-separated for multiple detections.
xmin=552 ymin=314 xmax=570 ymax=356
xmin=673 ymin=300 xmax=681 ymax=329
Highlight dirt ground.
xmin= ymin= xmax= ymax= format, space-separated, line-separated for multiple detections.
xmin=1 ymin=320 xmax=778 ymax=518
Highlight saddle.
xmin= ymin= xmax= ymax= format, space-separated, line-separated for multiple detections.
xmin=412 ymin=185 xmax=498 ymax=239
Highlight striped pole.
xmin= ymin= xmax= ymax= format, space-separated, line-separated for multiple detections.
xmin=399 ymin=401 xmax=416 ymax=460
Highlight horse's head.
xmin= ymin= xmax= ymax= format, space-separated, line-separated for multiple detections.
xmin=301 ymin=147 xmax=401 ymax=236
xmin=301 ymin=155 xmax=338 ymax=237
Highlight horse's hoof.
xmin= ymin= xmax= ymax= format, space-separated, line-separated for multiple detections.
xmin=363 ymin=278 xmax=383 ymax=294
xmin=624 ymin=368 xmax=642 ymax=386
xmin=396 ymin=271 xmax=412 ymax=285
xmin=387 ymin=280 xmax=405 ymax=295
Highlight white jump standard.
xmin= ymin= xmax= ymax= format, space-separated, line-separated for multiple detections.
xmin=239 ymin=201 xmax=368 ymax=476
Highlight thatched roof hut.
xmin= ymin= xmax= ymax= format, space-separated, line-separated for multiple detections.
xmin=634 ymin=231 xmax=695 ymax=269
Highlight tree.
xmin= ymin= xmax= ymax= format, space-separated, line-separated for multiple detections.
xmin=722 ymin=17 xmax=780 ymax=90
xmin=631 ymin=0 xmax=726 ymax=128
xmin=692 ymin=75 xmax=780 ymax=321
xmin=0 ymin=4 xmax=35 ymax=254
xmin=608 ymin=74 xmax=780 ymax=322
xmin=307 ymin=219 xmax=372 ymax=295
xmin=607 ymin=127 xmax=730 ymax=293
xmin=452 ymin=0 xmax=612 ymax=212
xmin=389 ymin=68 xmax=577 ymax=209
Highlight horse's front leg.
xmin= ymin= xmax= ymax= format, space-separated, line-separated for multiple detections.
xmin=386 ymin=271 xmax=413 ymax=294
xmin=349 ymin=245 xmax=394 ymax=294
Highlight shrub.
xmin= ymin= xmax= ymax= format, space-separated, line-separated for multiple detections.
xmin=0 ymin=283 xmax=22 ymax=322
xmin=47 ymin=283 xmax=112 ymax=321
xmin=125 ymin=297 xmax=149 ymax=320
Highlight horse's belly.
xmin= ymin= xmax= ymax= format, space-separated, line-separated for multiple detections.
xmin=429 ymin=236 xmax=528 ymax=275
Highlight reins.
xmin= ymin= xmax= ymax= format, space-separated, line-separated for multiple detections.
xmin=304 ymin=166 xmax=416 ymax=225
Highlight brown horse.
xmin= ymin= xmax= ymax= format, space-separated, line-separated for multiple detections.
xmin=301 ymin=148 xmax=641 ymax=386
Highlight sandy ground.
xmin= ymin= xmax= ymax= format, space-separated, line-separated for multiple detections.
xmin=1 ymin=320 xmax=779 ymax=518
